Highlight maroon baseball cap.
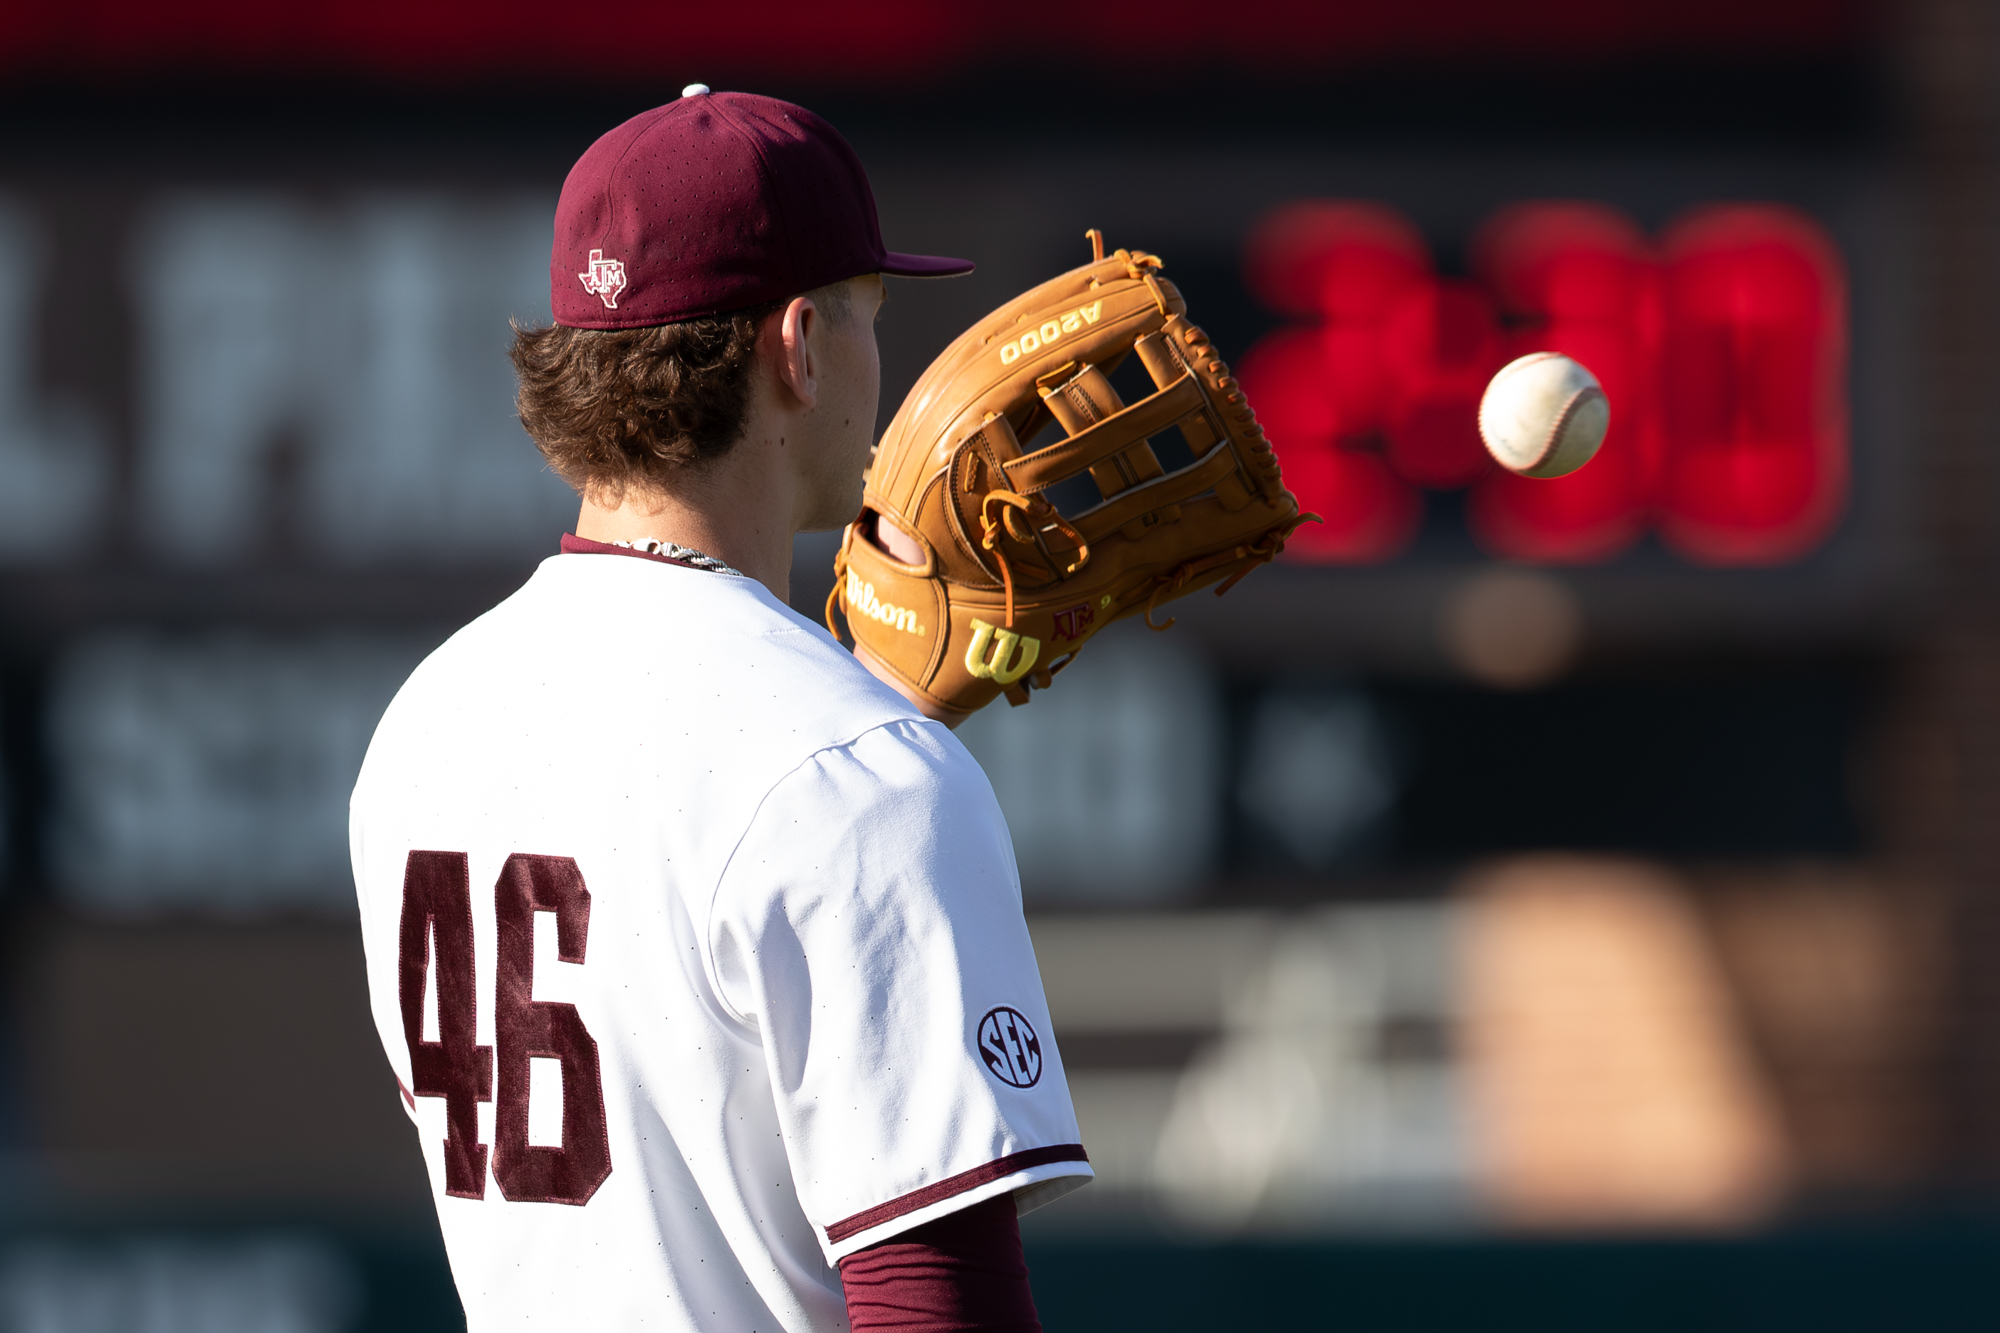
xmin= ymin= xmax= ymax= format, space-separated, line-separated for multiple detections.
xmin=550 ymin=87 xmax=973 ymax=330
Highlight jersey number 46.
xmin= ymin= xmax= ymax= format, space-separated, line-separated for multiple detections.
xmin=397 ymin=850 xmax=613 ymax=1206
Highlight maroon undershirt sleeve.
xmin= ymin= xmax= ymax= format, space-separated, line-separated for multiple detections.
xmin=837 ymin=1193 xmax=1043 ymax=1333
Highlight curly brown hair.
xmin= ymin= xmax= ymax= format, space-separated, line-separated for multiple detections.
xmin=510 ymin=282 xmax=853 ymax=501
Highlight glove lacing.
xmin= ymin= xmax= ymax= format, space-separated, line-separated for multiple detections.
xmin=979 ymin=490 xmax=1089 ymax=628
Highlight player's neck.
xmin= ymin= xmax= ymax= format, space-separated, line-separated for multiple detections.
xmin=573 ymin=434 xmax=800 ymax=602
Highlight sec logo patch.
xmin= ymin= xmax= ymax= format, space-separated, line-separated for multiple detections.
xmin=977 ymin=1007 xmax=1043 ymax=1088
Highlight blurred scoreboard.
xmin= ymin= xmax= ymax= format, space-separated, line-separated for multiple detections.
xmin=1243 ymin=200 xmax=1848 ymax=566
xmin=0 ymin=162 xmax=1905 ymax=594
xmin=0 ymin=195 xmax=570 ymax=567
xmin=0 ymin=67 xmax=1903 ymax=913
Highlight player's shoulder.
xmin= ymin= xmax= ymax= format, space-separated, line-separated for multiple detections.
xmin=777 ymin=714 xmax=992 ymax=813
xmin=365 ymin=551 xmax=933 ymax=777
xmin=721 ymin=717 xmax=1013 ymax=924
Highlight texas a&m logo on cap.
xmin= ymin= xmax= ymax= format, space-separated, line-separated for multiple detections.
xmin=578 ymin=249 xmax=628 ymax=309
xmin=977 ymin=1006 xmax=1043 ymax=1088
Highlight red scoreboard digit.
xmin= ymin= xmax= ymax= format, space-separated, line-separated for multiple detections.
xmin=1240 ymin=199 xmax=1849 ymax=566
xmin=1470 ymin=202 xmax=1662 ymax=563
xmin=1239 ymin=202 xmax=1428 ymax=562
xmin=1654 ymin=206 xmax=1849 ymax=565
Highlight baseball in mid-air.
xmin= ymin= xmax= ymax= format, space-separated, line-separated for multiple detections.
xmin=1478 ymin=351 xmax=1609 ymax=479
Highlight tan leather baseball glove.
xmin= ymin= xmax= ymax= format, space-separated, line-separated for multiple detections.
xmin=828 ymin=232 xmax=1313 ymax=721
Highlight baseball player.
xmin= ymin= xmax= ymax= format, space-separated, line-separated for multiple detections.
xmin=350 ymin=88 xmax=1090 ymax=1331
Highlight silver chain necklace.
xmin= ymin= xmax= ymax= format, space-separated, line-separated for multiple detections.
xmin=610 ymin=537 xmax=746 ymax=578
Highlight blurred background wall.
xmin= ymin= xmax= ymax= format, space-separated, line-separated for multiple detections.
xmin=5 ymin=0 xmax=2000 ymax=1328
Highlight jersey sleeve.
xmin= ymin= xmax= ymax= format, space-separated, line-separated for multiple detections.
xmin=708 ymin=719 xmax=1092 ymax=1262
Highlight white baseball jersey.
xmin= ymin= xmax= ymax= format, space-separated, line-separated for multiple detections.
xmin=349 ymin=547 xmax=1090 ymax=1331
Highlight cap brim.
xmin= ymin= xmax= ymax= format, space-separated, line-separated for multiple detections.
xmin=880 ymin=251 xmax=975 ymax=277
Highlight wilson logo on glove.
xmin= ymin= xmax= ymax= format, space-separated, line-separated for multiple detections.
xmin=829 ymin=230 xmax=1317 ymax=720
xmin=843 ymin=569 xmax=926 ymax=636
xmin=964 ymin=618 xmax=1040 ymax=686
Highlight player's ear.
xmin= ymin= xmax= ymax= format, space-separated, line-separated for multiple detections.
xmin=774 ymin=296 xmax=820 ymax=410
